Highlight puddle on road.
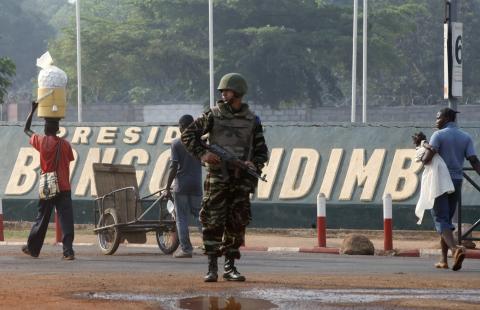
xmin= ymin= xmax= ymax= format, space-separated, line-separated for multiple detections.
xmin=77 ymin=288 xmax=480 ymax=309
xmin=245 ymin=288 xmax=480 ymax=304
xmin=77 ymin=292 xmax=278 ymax=309
xmin=178 ymin=296 xmax=277 ymax=310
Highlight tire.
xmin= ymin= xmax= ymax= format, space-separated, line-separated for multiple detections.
xmin=156 ymin=228 xmax=179 ymax=254
xmin=97 ymin=209 xmax=121 ymax=255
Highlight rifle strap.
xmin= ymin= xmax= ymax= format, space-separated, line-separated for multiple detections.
xmin=246 ymin=117 xmax=257 ymax=162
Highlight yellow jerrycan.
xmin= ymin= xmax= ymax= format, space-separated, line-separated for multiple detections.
xmin=36 ymin=52 xmax=68 ymax=119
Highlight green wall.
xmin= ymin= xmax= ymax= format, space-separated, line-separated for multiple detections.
xmin=1 ymin=121 xmax=480 ymax=229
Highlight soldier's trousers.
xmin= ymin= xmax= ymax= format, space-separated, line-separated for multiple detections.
xmin=200 ymin=171 xmax=253 ymax=258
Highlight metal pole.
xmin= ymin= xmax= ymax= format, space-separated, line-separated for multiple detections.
xmin=362 ymin=0 xmax=368 ymax=123
xmin=208 ymin=0 xmax=215 ymax=109
xmin=76 ymin=0 xmax=83 ymax=122
xmin=447 ymin=0 xmax=459 ymax=111
xmin=351 ymin=0 xmax=358 ymax=123
xmin=445 ymin=0 xmax=461 ymax=229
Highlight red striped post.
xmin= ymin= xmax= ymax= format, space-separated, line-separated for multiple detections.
xmin=55 ymin=211 xmax=62 ymax=244
xmin=0 ymin=198 xmax=4 ymax=241
xmin=317 ymin=193 xmax=326 ymax=247
xmin=383 ymin=193 xmax=393 ymax=251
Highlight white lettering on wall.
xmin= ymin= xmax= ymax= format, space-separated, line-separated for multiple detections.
xmin=279 ymin=148 xmax=319 ymax=199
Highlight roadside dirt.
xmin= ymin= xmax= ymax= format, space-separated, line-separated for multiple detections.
xmin=4 ymin=222 xmax=455 ymax=251
xmin=2 ymin=223 xmax=479 ymax=309
xmin=1 ymin=272 xmax=479 ymax=309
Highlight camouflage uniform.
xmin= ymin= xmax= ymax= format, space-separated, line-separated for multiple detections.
xmin=181 ymin=100 xmax=268 ymax=259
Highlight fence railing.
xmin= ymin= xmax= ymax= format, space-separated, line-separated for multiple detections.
xmin=459 ymin=168 xmax=480 ymax=244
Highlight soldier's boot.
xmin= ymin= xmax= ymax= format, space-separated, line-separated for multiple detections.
xmin=223 ymin=256 xmax=246 ymax=282
xmin=204 ymin=255 xmax=218 ymax=282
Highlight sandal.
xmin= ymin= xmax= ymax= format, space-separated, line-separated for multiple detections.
xmin=452 ymin=247 xmax=466 ymax=271
xmin=434 ymin=262 xmax=448 ymax=269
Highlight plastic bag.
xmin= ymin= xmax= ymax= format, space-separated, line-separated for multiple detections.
xmin=37 ymin=51 xmax=67 ymax=88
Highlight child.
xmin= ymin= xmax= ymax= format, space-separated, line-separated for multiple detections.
xmin=412 ymin=131 xmax=454 ymax=225
xmin=412 ymin=131 xmax=428 ymax=163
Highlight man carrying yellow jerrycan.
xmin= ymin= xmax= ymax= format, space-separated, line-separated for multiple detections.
xmin=22 ymin=52 xmax=76 ymax=260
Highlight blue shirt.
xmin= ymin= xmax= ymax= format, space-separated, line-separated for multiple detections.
xmin=430 ymin=122 xmax=476 ymax=180
xmin=170 ymin=138 xmax=203 ymax=195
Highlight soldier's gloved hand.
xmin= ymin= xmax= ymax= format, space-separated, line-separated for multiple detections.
xmin=201 ymin=152 xmax=221 ymax=164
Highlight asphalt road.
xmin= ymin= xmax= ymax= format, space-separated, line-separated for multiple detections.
xmin=2 ymin=244 xmax=480 ymax=309
xmin=2 ymin=244 xmax=480 ymax=277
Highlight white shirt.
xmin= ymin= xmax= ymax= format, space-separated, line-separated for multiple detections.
xmin=415 ymin=152 xmax=455 ymax=224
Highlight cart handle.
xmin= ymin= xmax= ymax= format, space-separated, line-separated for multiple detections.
xmin=140 ymin=187 xmax=171 ymax=200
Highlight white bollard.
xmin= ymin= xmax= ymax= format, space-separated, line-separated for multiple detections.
xmin=317 ymin=193 xmax=326 ymax=247
xmin=0 ymin=198 xmax=4 ymax=241
xmin=383 ymin=193 xmax=393 ymax=251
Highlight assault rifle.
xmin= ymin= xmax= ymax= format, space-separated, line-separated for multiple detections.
xmin=202 ymin=143 xmax=267 ymax=182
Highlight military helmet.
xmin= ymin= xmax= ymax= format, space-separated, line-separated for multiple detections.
xmin=217 ymin=73 xmax=248 ymax=96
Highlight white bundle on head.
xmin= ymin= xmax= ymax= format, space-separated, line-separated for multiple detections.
xmin=36 ymin=51 xmax=68 ymax=118
xmin=37 ymin=51 xmax=67 ymax=88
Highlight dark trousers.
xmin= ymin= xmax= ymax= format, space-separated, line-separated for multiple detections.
xmin=200 ymin=172 xmax=252 ymax=258
xmin=431 ymin=180 xmax=462 ymax=233
xmin=26 ymin=191 xmax=75 ymax=257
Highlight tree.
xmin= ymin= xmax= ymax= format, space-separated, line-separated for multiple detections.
xmin=47 ymin=0 xmax=480 ymax=108
xmin=49 ymin=0 xmax=209 ymax=105
xmin=367 ymin=1 xmax=437 ymax=106
xmin=460 ymin=0 xmax=480 ymax=104
xmin=0 ymin=0 xmax=54 ymax=94
xmin=50 ymin=0 xmax=353 ymax=107
xmin=22 ymin=0 xmax=76 ymax=35
xmin=0 ymin=58 xmax=16 ymax=104
xmin=212 ymin=0 xmax=352 ymax=107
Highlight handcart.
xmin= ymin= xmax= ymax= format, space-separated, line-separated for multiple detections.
xmin=92 ymin=163 xmax=179 ymax=255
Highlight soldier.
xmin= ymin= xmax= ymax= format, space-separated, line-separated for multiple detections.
xmin=181 ymin=73 xmax=268 ymax=282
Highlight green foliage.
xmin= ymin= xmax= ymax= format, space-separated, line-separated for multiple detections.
xmin=461 ymin=1 xmax=480 ymax=104
xmin=50 ymin=0 xmax=355 ymax=106
xmin=0 ymin=0 xmax=54 ymax=93
xmin=367 ymin=1 xmax=435 ymax=105
xmin=0 ymin=58 xmax=16 ymax=104
xmin=50 ymin=0 xmax=208 ymax=104
xmin=6 ymin=0 xmax=480 ymax=107
xmin=213 ymin=1 xmax=352 ymax=107
xmin=22 ymin=0 xmax=74 ymax=32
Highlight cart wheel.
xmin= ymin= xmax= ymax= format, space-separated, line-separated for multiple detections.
xmin=97 ymin=209 xmax=121 ymax=255
xmin=156 ymin=228 xmax=179 ymax=254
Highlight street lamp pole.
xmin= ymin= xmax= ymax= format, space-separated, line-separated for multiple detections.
xmin=446 ymin=0 xmax=459 ymax=111
xmin=351 ymin=0 xmax=358 ymax=123
xmin=75 ymin=0 xmax=83 ymax=122
xmin=208 ymin=0 xmax=214 ymax=109
xmin=362 ymin=0 xmax=368 ymax=123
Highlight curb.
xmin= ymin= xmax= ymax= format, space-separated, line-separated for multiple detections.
xmin=2 ymin=242 xmax=479 ymax=259
xmin=466 ymin=249 xmax=480 ymax=259
xmin=396 ymin=249 xmax=420 ymax=257
xmin=243 ymin=246 xmax=480 ymax=260
xmin=299 ymin=247 xmax=340 ymax=254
